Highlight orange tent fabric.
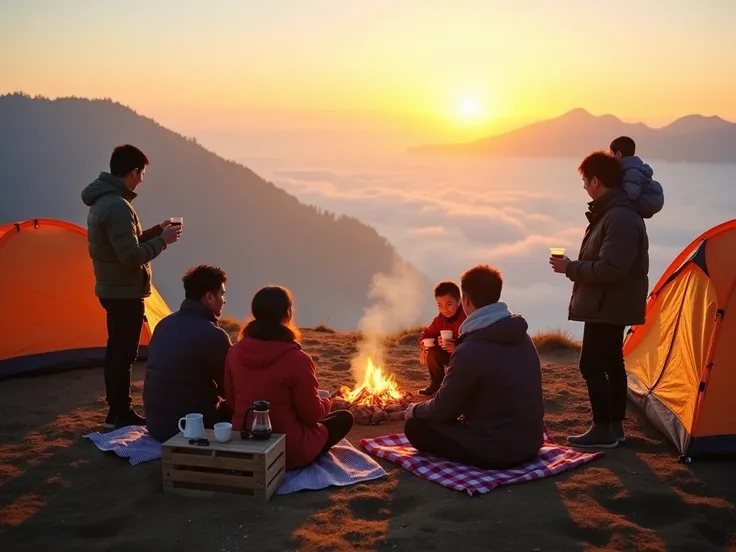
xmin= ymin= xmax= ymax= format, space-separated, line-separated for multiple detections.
xmin=0 ymin=218 xmax=171 ymax=378
xmin=624 ymin=219 xmax=736 ymax=460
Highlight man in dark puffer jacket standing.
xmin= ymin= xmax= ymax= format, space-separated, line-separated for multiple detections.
xmin=82 ymin=144 xmax=182 ymax=429
xmin=550 ymin=151 xmax=649 ymax=449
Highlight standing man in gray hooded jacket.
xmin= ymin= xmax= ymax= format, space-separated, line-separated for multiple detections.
xmin=82 ymin=144 xmax=182 ymax=429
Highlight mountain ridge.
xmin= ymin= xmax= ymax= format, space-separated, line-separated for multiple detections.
xmin=410 ymin=108 xmax=736 ymax=163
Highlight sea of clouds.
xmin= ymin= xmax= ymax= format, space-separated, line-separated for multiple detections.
xmin=182 ymin=123 xmax=736 ymax=340
xmin=239 ymin=151 xmax=736 ymax=338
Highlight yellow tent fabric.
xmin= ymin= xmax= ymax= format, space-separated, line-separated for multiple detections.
xmin=0 ymin=218 xmax=171 ymax=378
xmin=624 ymin=219 xmax=736 ymax=460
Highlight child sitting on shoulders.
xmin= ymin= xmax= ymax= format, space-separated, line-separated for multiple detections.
xmin=417 ymin=281 xmax=467 ymax=396
xmin=610 ymin=135 xmax=664 ymax=219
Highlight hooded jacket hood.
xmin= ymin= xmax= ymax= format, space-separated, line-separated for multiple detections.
xmin=81 ymin=172 xmax=136 ymax=206
xmin=232 ymin=337 xmax=301 ymax=369
xmin=459 ymin=301 xmax=512 ymax=335
xmin=461 ymin=314 xmax=529 ymax=346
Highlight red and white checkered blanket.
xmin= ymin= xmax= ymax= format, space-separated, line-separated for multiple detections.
xmin=360 ymin=429 xmax=601 ymax=496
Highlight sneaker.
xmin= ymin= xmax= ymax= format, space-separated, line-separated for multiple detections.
xmin=114 ymin=408 xmax=147 ymax=429
xmin=418 ymin=382 xmax=440 ymax=396
xmin=103 ymin=409 xmax=116 ymax=429
xmin=567 ymin=424 xmax=619 ymax=449
xmin=611 ymin=421 xmax=626 ymax=443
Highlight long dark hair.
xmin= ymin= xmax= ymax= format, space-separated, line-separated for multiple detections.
xmin=239 ymin=285 xmax=301 ymax=343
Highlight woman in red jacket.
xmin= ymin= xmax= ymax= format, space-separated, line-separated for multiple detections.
xmin=225 ymin=285 xmax=354 ymax=470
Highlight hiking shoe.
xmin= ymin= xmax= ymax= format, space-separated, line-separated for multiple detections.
xmin=114 ymin=408 xmax=147 ymax=429
xmin=612 ymin=421 xmax=626 ymax=443
xmin=567 ymin=424 xmax=619 ymax=449
xmin=418 ymin=382 xmax=440 ymax=396
xmin=103 ymin=409 xmax=116 ymax=429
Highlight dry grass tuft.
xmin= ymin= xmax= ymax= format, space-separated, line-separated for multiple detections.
xmin=392 ymin=326 xmax=425 ymax=345
xmin=218 ymin=315 xmax=243 ymax=341
xmin=532 ymin=329 xmax=581 ymax=353
xmin=217 ymin=319 xmax=579 ymax=355
xmin=313 ymin=324 xmax=336 ymax=333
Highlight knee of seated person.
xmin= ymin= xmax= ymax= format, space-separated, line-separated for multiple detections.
xmin=341 ymin=409 xmax=355 ymax=426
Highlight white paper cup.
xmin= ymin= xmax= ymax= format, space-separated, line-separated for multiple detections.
xmin=440 ymin=330 xmax=454 ymax=341
xmin=422 ymin=338 xmax=435 ymax=348
xmin=213 ymin=422 xmax=232 ymax=443
xmin=318 ymin=389 xmax=331 ymax=398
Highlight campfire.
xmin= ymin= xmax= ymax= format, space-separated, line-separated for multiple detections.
xmin=331 ymin=357 xmax=413 ymax=425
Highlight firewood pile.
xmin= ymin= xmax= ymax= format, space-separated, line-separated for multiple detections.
xmin=331 ymin=388 xmax=415 ymax=425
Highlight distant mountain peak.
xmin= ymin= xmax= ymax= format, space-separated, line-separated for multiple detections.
xmin=671 ymin=113 xmax=727 ymax=123
xmin=557 ymin=108 xmax=621 ymax=125
xmin=562 ymin=107 xmax=593 ymax=119
xmin=665 ymin=113 xmax=732 ymax=133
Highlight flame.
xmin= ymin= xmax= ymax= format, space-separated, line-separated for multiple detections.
xmin=339 ymin=357 xmax=403 ymax=406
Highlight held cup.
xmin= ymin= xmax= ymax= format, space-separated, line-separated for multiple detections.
xmin=550 ymin=247 xmax=566 ymax=259
xmin=170 ymin=216 xmax=183 ymax=226
xmin=421 ymin=338 xmax=435 ymax=348
xmin=318 ymin=389 xmax=330 ymax=398
xmin=440 ymin=330 xmax=453 ymax=342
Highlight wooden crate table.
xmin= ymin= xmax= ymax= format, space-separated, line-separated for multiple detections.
xmin=162 ymin=430 xmax=285 ymax=500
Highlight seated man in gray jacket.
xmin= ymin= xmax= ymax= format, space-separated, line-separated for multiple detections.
xmin=144 ymin=265 xmax=233 ymax=442
xmin=404 ymin=265 xmax=545 ymax=469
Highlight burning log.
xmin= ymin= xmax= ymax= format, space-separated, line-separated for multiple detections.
xmin=339 ymin=403 xmax=396 ymax=425
xmin=333 ymin=397 xmax=410 ymax=425
xmin=329 ymin=356 xmax=413 ymax=425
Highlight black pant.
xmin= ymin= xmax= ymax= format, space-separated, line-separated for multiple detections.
xmin=427 ymin=347 xmax=451 ymax=384
xmin=405 ymin=417 xmax=528 ymax=470
xmin=320 ymin=410 xmax=354 ymax=455
xmin=100 ymin=298 xmax=145 ymax=413
xmin=579 ymin=322 xmax=627 ymax=425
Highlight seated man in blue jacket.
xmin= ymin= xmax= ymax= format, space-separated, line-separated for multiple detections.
xmin=144 ymin=265 xmax=233 ymax=442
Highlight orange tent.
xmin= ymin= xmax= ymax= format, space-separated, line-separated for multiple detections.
xmin=0 ymin=218 xmax=171 ymax=378
xmin=624 ymin=219 xmax=736 ymax=461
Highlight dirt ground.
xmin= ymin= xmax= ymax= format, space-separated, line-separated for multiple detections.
xmin=1 ymin=329 xmax=735 ymax=551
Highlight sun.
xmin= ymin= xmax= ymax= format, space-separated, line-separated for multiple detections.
xmin=456 ymin=97 xmax=484 ymax=122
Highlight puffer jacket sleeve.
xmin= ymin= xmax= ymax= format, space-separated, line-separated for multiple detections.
xmin=103 ymin=200 xmax=167 ymax=269
xmin=140 ymin=224 xmax=164 ymax=243
xmin=565 ymin=209 xmax=641 ymax=284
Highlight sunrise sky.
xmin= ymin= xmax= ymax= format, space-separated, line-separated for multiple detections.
xmin=2 ymin=0 xmax=735 ymax=142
